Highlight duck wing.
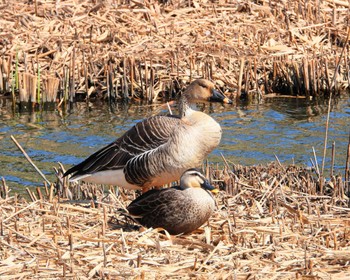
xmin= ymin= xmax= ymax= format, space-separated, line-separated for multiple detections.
xmin=64 ymin=115 xmax=181 ymax=180
xmin=127 ymin=187 xmax=188 ymax=233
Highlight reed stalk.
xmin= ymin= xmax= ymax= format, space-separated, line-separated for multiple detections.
xmin=0 ymin=59 xmax=3 ymax=93
xmin=15 ymin=49 xmax=19 ymax=91
xmin=44 ymin=77 xmax=59 ymax=103
xmin=321 ymin=27 xmax=350 ymax=176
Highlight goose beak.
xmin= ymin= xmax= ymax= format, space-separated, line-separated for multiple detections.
xmin=201 ymin=180 xmax=219 ymax=194
xmin=209 ymin=89 xmax=233 ymax=104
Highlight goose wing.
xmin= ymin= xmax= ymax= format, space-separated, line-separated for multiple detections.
xmin=64 ymin=115 xmax=181 ymax=179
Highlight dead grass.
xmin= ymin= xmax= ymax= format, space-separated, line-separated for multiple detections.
xmin=0 ymin=0 xmax=349 ymax=102
xmin=1 ymin=162 xmax=349 ymax=279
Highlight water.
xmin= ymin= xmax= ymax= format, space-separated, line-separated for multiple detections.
xmin=0 ymin=95 xmax=349 ymax=192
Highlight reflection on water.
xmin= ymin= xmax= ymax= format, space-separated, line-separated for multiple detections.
xmin=0 ymin=95 xmax=349 ymax=191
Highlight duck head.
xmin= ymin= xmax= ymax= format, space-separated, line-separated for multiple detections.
xmin=180 ymin=169 xmax=219 ymax=194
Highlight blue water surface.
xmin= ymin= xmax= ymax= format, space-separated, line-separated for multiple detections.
xmin=0 ymin=95 xmax=349 ymax=191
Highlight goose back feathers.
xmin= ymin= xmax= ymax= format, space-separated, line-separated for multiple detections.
xmin=127 ymin=169 xmax=218 ymax=235
xmin=64 ymin=79 xmax=232 ymax=189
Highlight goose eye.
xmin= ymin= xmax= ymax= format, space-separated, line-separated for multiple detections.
xmin=198 ymin=81 xmax=208 ymax=88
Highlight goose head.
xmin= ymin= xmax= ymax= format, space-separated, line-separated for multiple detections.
xmin=182 ymin=79 xmax=232 ymax=105
xmin=179 ymin=169 xmax=219 ymax=194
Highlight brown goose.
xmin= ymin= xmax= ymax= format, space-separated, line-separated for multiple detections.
xmin=64 ymin=79 xmax=231 ymax=190
xmin=127 ymin=169 xmax=218 ymax=235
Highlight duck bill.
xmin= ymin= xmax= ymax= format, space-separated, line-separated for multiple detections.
xmin=209 ymin=89 xmax=233 ymax=104
xmin=201 ymin=180 xmax=219 ymax=194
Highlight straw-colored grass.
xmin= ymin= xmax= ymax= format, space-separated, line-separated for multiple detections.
xmin=1 ymin=162 xmax=349 ymax=279
xmin=1 ymin=0 xmax=349 ymax=102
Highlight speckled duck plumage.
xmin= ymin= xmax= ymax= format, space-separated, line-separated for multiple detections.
xmin=126 ymin=169 xmax=218 ymax=235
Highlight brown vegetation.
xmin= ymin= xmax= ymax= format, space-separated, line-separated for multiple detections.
xmin=0 ymin=0 xmax=349 ymax=106
xmin=1 ymin=1 xmax=350 ymax=278
xmin=1 ymin=161 xmax=350 ymax=279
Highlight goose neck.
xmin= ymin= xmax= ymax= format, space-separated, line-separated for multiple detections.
xmin=178 ymin=96 xmax=191 ymax=118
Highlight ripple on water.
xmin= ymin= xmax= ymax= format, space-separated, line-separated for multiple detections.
xmin=0 ymin=95 xmax=349 ymax=191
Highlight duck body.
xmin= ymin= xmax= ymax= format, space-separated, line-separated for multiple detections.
xmin=64 ymin=79 xmax=231 ymax=190
xmin=127 ymin=169 xmax=218 ymax=235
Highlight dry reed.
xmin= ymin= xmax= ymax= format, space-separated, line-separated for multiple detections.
xmin=0 ymin=0 xmax=349 ymax=106
xmin=1 ymin=161 xmax=349 ymax=279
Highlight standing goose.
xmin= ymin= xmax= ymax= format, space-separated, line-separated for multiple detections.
xmin=127 ymin=169 xmax=218 ymax=235
xmin=64 ymin=79 xmax=232 ymax=190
